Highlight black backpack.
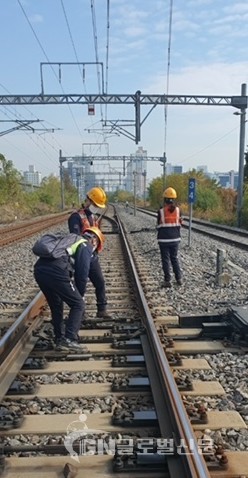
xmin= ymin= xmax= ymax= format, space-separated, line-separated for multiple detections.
xmin=32 ymin=233 xmax=85 ymax=259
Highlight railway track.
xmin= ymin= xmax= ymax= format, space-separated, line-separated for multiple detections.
xmin=0 ymin=212 xmax=69 ymax=247
xmin=136 ymin=207 xmax=248 ymax=250
xmin=0 ymin=206 xmax=247 ymax=477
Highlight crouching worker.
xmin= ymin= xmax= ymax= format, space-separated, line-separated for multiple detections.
xmin=33 ymin=227 xmax=105 ymax=351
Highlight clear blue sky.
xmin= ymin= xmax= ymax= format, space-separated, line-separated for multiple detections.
xmin=0 ymin=0 xmax=247 ymax=182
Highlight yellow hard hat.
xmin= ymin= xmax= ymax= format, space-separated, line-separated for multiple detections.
xmin=84 ymin=226 xmax=105 ymax=252
xmin=87 ymin=187 xmax=107 ymax=208
xmin=163 ymin=187 xmax=177 ymax=199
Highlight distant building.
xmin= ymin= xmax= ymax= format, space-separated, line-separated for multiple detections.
xmin=197 ymin=165 xmax=208 ymax=174
xmin=166 ymin=163 xmax=183 ymax=175
xmin=66 ymin=157 xmax=97 ymax=201
xmin=126 ymin=147 xmax=148 ymax=197
xmin=23 ymin=165 xmax=41 ymax=186
xmin=213 ymin=170 xmax=238 ymax=189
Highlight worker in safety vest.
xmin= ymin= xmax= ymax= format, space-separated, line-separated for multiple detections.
xmin=68 ymin=187 xmax=106 ymax=234
xmin=34 ymin=227 xmax=105 ymax=351
xmin=157 ymin=187 xmax=183 ymax=288
xmin=68 ymin=187 xmax=111 ymax=319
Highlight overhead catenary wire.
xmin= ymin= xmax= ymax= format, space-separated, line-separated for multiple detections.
xmin=180 ymin=125 xmax=240 ymax=165
xmin=90 ymin=0 xmax=104 ymax=123
xmin=60 ymin=0 xmax=107 ymax=155
xmin=60 ymin=0 xmax=87 ymax=94
xmin=0 ymin=81 xmax=70 ymax=164
xmin=17 ymin=0 xmax=83 ymax=139
xmin=0 ymin=104 xmax=58 ymax=167
xmin=104 ymin=0 xmax=110 ymax=124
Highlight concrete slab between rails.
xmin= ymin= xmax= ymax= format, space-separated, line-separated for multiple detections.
xmin=167 ymin=341 xmax=239 ymax=354
xmin=154 ymin=315 xmax=179 ymax=325
xmin=21 ymin=359 xmax=145 ymax=374
xmin=1 ymin=411 xmax=245 ymax=437
xmin=193 ymin=411 xmax=247 ymax=430
xmin=87 ymin=343 xmax=142 ymax=352
xmin=6 ymin=383 xmax=152 ymax=400
xmin=165 ymin=328 xmax=202 ymax=337
xmin=180 ymin=381 xmax=225 ymax=396
xmin=85 ymin=304 xmax=138 ymax=312
xmin=3 ymin=455 xmax=166 ymax=478
xmin=0 ymin=412 xmax=156 ymax=436
xmin=0 ymin=312 xmax=23 ymax=319
xmin=86 ymin=288 xmax=131 ymax=294
xmin=21 ymin=358 xmax=210 ymax=375
xmin=172 ymin=359 xmax=211 ymax=370
xmin=210 ymin=451 xmax=248 ymax=477
xmin=78 ymin=329 xmax=110 ymax=337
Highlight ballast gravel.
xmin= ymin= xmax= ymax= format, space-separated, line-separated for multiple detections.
xmin=1 ymin=208 xmax=248 ymax=452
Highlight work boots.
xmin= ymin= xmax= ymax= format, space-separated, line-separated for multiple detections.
xmin=96 ymin=310 xmax=113 ymax=319
xmin=161 ymin=281 xmax=172 ymax=288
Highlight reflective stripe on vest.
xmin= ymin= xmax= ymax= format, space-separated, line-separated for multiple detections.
xmin=67 ymin=238 xmax=87 ymax=256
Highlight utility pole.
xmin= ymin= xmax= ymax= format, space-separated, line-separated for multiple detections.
xmin=236 ymin=83 xmax=247 ymax=227
xmin=133 ymin=171 xmax=137 ymax=216
xmin=76 ymin=172 xmax=81 ymax=205
xmin=143 ymin=170 xmax=147 ymax=206
xmin=160 ymin=153 xmax=167 ymax=190
xmin=59 ymin=150 xmax=67 ymax=210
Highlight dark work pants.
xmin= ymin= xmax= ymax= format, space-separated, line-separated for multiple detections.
xmin=89 ymin=254 xmax=107 ymax=312
xmin=159 ymin=242 xmax=182 ymax=282
xmin=34 ymin=267 xmax=85 ymax=341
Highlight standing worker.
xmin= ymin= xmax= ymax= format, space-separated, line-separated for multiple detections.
xmin=34 ymin=227 xmax=105 ymax=351
xmin=68 ymin=186 xmax=106 ymax=234
xmin=157 ymin=187 xmax=183 ymax=288
xmin=68 ymin=186 xmax=111 ymax=319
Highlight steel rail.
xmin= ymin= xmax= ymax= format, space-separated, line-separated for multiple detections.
xmin=0 ymin=291 xmax=46 ymax=401
xmin=0 ymin=213 xmax=70 ymax=247
xmin=0 ymin=211 xmax=69 ymax=233
xmin=116 ymin=214 xmax=211 ymax=478
xmin=0 ymin=291 xmax=46 ymax=358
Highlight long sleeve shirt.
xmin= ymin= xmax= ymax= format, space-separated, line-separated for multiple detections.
xmin=73 ymin=241 xmax=94 ymax=296
xmin=68 ymin=208 xmax=94 ymax=235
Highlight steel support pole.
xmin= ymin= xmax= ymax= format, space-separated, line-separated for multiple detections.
xmin=59 ymin=149 xmax=65 ymax=210
xmin=133 ymin=171 xmax=137 ymax=216
xmin=135 ymin=90 xmax=141 ymax=144
xmin=160 ymin=153 xmax=167 ymax=190
xmin=237 ymin=83 xmax=247 ymax=227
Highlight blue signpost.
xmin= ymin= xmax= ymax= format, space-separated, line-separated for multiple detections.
xmin=188 ymin=178 xmax=196 ymax=247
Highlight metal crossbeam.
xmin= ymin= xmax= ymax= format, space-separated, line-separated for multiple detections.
xmin=62 ymin=155 xmax=162 ymax=161
xmin=0 ymin=93 xmax=246 ymax=107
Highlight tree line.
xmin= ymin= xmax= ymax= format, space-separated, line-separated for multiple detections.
xmin=1 ymin=152 xmax=248 ymax=227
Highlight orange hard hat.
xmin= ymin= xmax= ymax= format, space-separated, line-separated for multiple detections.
xmin=86 ymin=187 xmax=107 ymax=208
xmin=84 ymin=226 xmax=105 ymax=252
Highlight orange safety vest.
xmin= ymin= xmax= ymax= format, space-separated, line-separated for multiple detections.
xmin=78 ymin=209 xmax=97 ymax=234
xmin=158 ymin=205 xmax=181 ymax=227
xmin=157 ymin=205 xmax=182 ymax=243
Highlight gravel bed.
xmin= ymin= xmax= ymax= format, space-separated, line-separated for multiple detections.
xmin=117 ymin=206 xmax=248 ymax=315
xmin=116 ymin=206 xmax=248 ymax=450
xmin=1 ymin=211 xmax=248 ymax=452
xmin=20 ymin=371 xmax=146 ymax=385
xmin=1 ymin=395 xmax=155 ymax=415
